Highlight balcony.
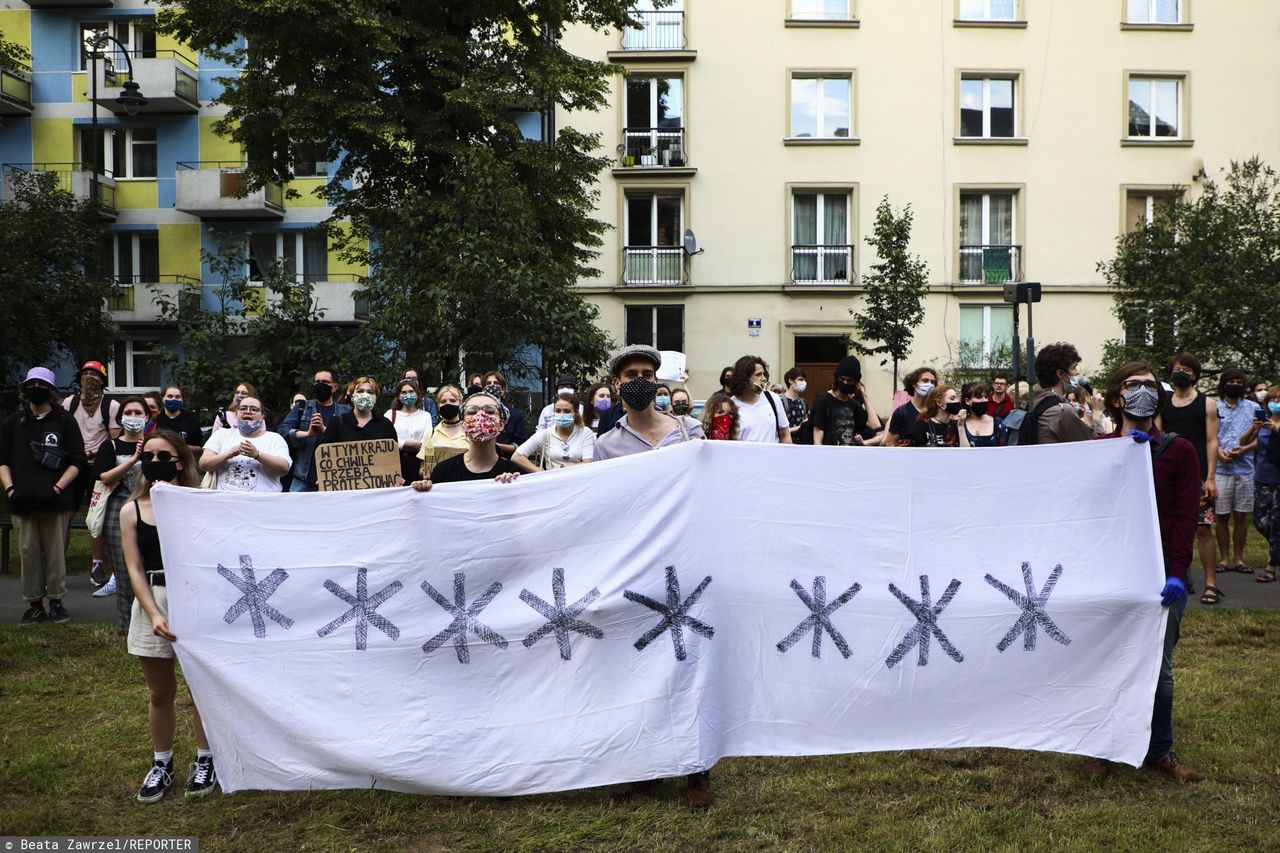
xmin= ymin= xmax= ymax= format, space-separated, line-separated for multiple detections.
xmin=175 ymin=162 xmax=285 ymax=220
xmin=791 ymin=244 xmax=854 ymax=285
xmin=108 ymin=275 xmax=202 ymax=323
xmin=240 ymin=275 xmax=370 ymax=323
xmin=92 ymin=50 xmax=199 ymax=115
xmin=623 ymin=246 xmax=685 ymax=286
xmin=612 ymin=127 xmax=695 ymax=177
xmin=1 ymin=162 xmax=117 ymax=217
xmin=609 ymin=10 xmax=695 ymax=62
xmin=0 ymin=62 xmax=33 ymax=116
xmin=959 ymin=244 xmax=1023 ymax=284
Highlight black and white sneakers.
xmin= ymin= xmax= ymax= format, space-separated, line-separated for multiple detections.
xmin=183 ymin=756 xmax=218 ymax=798
xmin=136 ymin=759 xmax=175 ymax=803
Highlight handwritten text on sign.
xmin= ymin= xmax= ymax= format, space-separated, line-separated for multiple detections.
xmin=315 ymin=439 xmax=403 ymax=491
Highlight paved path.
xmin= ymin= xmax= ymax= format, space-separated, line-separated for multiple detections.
xmin=3 ymin=561 xmax=1278 ymax=626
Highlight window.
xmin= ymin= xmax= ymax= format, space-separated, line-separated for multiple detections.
xmin=959 ymin=191 xmax=1018 ymax=282
xmin=625 ymin=305 xmax=684 ymax=351
xmin=80 ymin=20 xmax=156 ymax=72
xmin=1128 ymin=76 xmax=1182 ymax=138
xmin=78 ymin=127 xmax=157 ymax=178
xmin=622 ymin=0 xmax=684 ymax=50
xmin=791 ymin=0 xmax=853 ymax=21
xmin=960 ymin=76 xmax=1016 ymax=138
xmin=291 ymin=142 xmax=330 ymax=178
xmin=624 ymin=192 xmax=683 ymax=285
xmin=959 ymin=305 xmax=1014 ymax=363
xmin=792 ymin=191 xmax=851 ymax=284
xmin=790 ymin=75 xmax=851 ymax=139
xmin=104 ymin=232 xmax=159 ymax=283
xmin=623 ymin=76 xmax=685 ymax=166
xmin=248 ymin=232 xmax=329 ymax=283
xmin=957 ymin=0 xmax=1017 ymax=21
xmin=109 ymin=339 xmax=167 ymax=389
xmin=1126 ymin=0 xmax=1179 ymax=24
xmin=1125 ymin=190 xmax=1178 ymax=232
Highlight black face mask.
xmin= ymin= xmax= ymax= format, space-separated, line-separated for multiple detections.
xmin=141 ymin=459 xmax=179 ymax=483
xmin=945 ymin=401 xmax=965 ymax=415
xmin=720 ymin=375 xmax=732 ymax=388
xmin=23 ymin=387 xmax=52 ymax=405
xmin=837 ymin=381 xmax=858 ymax=395
xmin=1169 ymin=371 xmax=1194 ymax=389
xmin=313 ymin=382 xmax=334 ymax=402
xmin=1224 ymin=384 xmax=1245 ymax=399
xmin=672 ymin=402 xmax=691 ymax=416
xmin=969 ymin=401 xmax=990 ymax=417
xmin=619 ymin=377 xmax=659 ymax=410
xmin=438 ymin=403 xmax=461 ymax=422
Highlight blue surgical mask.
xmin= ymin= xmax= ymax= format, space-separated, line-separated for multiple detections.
xmin=236 ymin=419 xmax=262 ymax=435
xmin=915 ymin=382 xmax=935 ymax=397
xmin=1064 ymin=374 xmax=1081 ymax=389
xmin=400 ymin=393 xmax=418 ymax=408
xmin=553 ymin=413 xmax=575 ymax=428
xmin=1268 ymin=402 xmax=1280 ymax=416
xmin=655 ymin=395 xmax=671 ymax=410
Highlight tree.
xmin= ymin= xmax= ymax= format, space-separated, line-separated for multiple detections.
xmin=1098 ymin=157 xmax=1280 ymax=380
xmin=156 ymin=0 xmax=629 ymax=383
xmin=849 ymin=196 xmax=931 ymax=389
xmin=0 ymin=170 xmax=116 ymax=388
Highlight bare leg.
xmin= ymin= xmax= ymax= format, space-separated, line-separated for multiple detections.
xmin=190 ymin=698 xmax=210 ymax=751
xmin=1233 ymin=511 xmax=1249 ymax=565
xmin=91 ymin=534 xmax=105 ymax=562
xmin=1197 ymin=526 xmax=1217 ymax=589
xmin=1215 ymin=517 xmax=1231 ymax=566
xmin=139 ymin=657 xmax=178 ymax=753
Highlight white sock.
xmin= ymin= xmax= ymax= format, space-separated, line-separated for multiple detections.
xmin=196 ymin=748 xmax=213 ymax=759
xmin=154 ymin=750 xmax=173 ymax=764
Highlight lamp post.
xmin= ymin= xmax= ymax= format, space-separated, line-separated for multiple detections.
xmin=87 ymin=32 xmax=148 ymax=207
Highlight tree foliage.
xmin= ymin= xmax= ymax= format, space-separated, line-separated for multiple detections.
xmin=1098 ymin=157 xmax=1280 ymax=381
xmin=0 ymin=170 xmax=115 ymax=388
xmin=850 ymin=197 xmax=931 ymax=388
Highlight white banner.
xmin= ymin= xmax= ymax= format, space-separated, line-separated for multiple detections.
xmin=153 ymin=439 xmax=1167 ymax=796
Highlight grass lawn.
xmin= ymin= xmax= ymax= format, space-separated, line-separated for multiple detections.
xmin=0 ymin=609 xmax=1277 ymax=852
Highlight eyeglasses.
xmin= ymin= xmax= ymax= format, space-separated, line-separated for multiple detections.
xmin=236 ymin=406 xmax=263 ymax=414
xmin=1121 ymin=379 xmax=1161 ymax=391
xmin=141 ymin=450 xmax=176 ymax=463
xmin=464 ymin=404 xmax=500 ymax=416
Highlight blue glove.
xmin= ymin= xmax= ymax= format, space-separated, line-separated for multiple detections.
xmin=1131 ymin=429 xmax=1152 ymax=444
xmin=1160 ymin=577 xmax=1186 ymax=606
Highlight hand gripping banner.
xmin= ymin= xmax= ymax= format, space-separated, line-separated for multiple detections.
xmin=152 ymin=439 xmax=1166 ymax=795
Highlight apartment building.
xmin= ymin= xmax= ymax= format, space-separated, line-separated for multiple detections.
xmin=0 ymin=0 xmax=367 ymax=393
xmin=560 ymin=0 xmax=1280 ymax=405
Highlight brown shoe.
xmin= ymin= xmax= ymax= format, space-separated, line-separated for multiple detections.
xmin=686 ymin=771 xmax=713 ymax=810
xmin=1082 ymin=757 xmax=1111 ymax=779
xmin=1146 ymin=752 xmax=1203 ymax=783
xmin=610 ymin=779 xmax=660 ymax=800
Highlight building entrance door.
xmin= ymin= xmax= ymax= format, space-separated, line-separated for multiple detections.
xmin=793 ymin=335 xmax=849 ymax=408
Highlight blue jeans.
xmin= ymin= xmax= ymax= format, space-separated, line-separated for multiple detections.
xmin=1147 ymin=594 xmax=1186 ymax=762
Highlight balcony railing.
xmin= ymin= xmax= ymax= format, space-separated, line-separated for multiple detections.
xmin=0 ymin=62 xmax=33 ymax=113
xmin=175 ymin=161 xmax=285 ymax=218
xmin=1 ymin=162 xmax=117 ymax=212
xmin=96 ymin=49 xmax=199 ymax=113
xmin=959 ymin=244 xmax=1022 ymax=283
xmin=622 ymin=10 xmax=685 ymax=50
xmin=108 ymin=275 xmax=202 ymax=313
xmin=620 ymin=127 xmax=687 ymax=167
xmin=624 ymin=246 xmax=685 ymax=285
xmin=791 ymin=244 xmax=853 ymax=285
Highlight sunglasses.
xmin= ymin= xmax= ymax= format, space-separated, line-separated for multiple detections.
xmin=141 ymin=450 xmax=177 ymax=463
xmin=1121 ymin=379 xmax=1161 ymax=391
xmin=464 ymin=404 xmax=501 ymax=416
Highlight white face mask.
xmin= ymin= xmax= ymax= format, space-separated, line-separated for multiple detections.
xmin=794 ymin=381 xmax=808 ymax=393
xmin=1257 ymin=390 xmax=1269 ymax=402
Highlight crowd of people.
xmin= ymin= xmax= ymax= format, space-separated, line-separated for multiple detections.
xmin=4 ymin=341 xmax=1275 ymax=804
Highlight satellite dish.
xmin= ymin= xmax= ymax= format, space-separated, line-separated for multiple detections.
xmin=683 ymin=228 xmax=704 ymax=256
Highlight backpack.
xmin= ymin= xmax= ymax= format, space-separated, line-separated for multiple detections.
xmin=1003 ymin=395 xmax=1060 ymax=446
xmin=66 ymin=394 xmax=113 ymax=434
xmin=1150 ymin=431 xmax=1179 ymax=461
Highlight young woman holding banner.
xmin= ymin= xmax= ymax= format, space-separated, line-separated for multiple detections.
xmin=411 ymin=390 xmax=522 ymax=487
xmin=119 ymin=429 xmax=217 ymax=803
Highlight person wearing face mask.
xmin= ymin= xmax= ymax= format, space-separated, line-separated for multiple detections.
xmin=885 ymin=366 xmax=939 ymax=448
xmin=398 ymin=366 xmax=438 ymax=421
xmin=0 ymin=367 xmax=88 ymax=626
xmin=156 ymin=385 xmax=206 ymax=457
xmin=65 ymin=361 xmax=120 ymax=586
xmin=417 ymin=385 xmax=470 ymax=479
xmin=1083 ymin=363 xmax=1202 ymax=784
xmin=514 ymin=393 xmax=595 ymax=471
xmin=957 ymin=383 xmax=1005 ymax=448
xmin=904 ymin=385 xmax=962 ymax=447
xmin=278 ymin=368 xmax=351 ymax=492
xmin=90 ymin=397 xmax=150 ymax=623
xmin=810 ymin=356 xmax=880 ymax=447
xmin=385 ymin=378 xmax=432 ymax=484
xmin=1253 ymin=380 xmax=1270 ymax=405
xmin=1160 ymin=353 xmax=1222 ymax=603
xmin=200 ymin=397 xmax=292 ymax=492
xmin=411 ymin=391 xmax=523 ymax=487
xmin=670 ymin=387 xmax=694 ymax=418
xmin=1240 ymin=384 xmax=1280 ymax=584
xmin=1023 ymin=342 xmax=1094 ymax=444
xmin=1213 ymin=367 xmax=1262 ymax=575
xmin=782 ymin=367 xmax=811 ymax=444
xmin=306 ymin=377 xmax=398 ymax=488
xmin=210 ymin=381 xmax=259 ymax=438
xmin=120 ymin=430 xmax=220 ymax=802
xmin=654 ymin=384 xmax=674 ymax=414
xmin=728 ymin=355 xmax=791 ymax=444
xmin=582 ymin=382 xmax=615 ymax=434
xmin=479 ymin=370 xmax=528 ymax=460
xmin=536 ymin=374 xmax=581 ymax=430
xmin=701 ymin=393 xmax=740 ymax=441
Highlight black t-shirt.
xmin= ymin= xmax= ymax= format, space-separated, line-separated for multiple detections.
xmin=810 ymin=392 xmax=871 ymax=446
xmin=321 ymin=411 xmax=398 ymax=444
xmin=92 ymin=438 xmax=138 ymax=478
xmin=907 ymin=418 xmax=957 ymax=448
xmin=430 ymin=453 xmax=522 ymax=484
xmin=888 ymin=401 xmax=921 ymax=443
xmin=1161 ymin=392 xmax=1209 ymax=480
xmin=157 ymin=410 xmax=206 ymax=448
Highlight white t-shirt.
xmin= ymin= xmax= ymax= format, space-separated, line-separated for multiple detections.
xmin=732 ymin=391 xmax=788 ymax=443
xmin=516 ymin=425 xmax=596 ymax=468
xmin=384 ymin=408 xmax=432 ymax=448
xmin=205 ymin=428 xmax=291 ymax=493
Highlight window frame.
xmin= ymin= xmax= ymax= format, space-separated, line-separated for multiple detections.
xmin=108 ymin=337 xmax=168 ymax=392
xmin=106 ymin=231 xmax=160 ymax=283
xmin=246 ymin=231 xmax=330 ymax=284
xmin=955 ymin=71 xmax=1026 ymax=144
xmin=958 ymin=304 xmax=1015 ymax=363
xmin=953 ymin=0 xmax=1026 ymax=27
xmin=1120 ymin=185 xmax=1185 ymax=235
xmin=620 ymin=187 xmax=687 ymax=286
xmin=1121 ymin=0 xmax=1191 ymax=29
xmin=80 ymin=19 xmax=156 ymax=71
xmin=1123 ymin=71 xmax=1191 ymax=145
xmin=79 ymin=127 xmax=157 ymax=179
xmin=291 ymin=142 xmax=331 ymax=179
xmin=619 ymin=0 xmax=688 ymax=52
xmin=786 ymin=0 xmax=859 ymax=27
xmin=954 ymin=184 xmax=1025 ymax=285
xmin=621 ymin=72 xmax=686 ymax=166
xmin=788 ymin=186 xmax=856 ymax=285
xmin=785 ymin=70 xmax=858 ymax=145
xmin=625 ymin=304 xmax=685 ymax=352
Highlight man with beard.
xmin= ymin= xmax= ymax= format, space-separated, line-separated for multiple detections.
xmin=278 ymin=368 xmax=351 ymax=492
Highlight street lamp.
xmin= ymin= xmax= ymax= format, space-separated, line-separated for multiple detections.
xmin=87 ymin=32 xmax=148 ymax=207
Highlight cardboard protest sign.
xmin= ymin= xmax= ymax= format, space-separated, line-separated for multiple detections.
xmin=314 ymin=439 xmax=403 ymax=491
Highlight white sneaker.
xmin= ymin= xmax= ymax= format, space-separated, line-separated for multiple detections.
xmin=92 ymin=575 xmax=118 ymax=597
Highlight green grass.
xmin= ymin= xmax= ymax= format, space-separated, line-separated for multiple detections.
xmin=1 ymin=610 xmax=1278 ymax=852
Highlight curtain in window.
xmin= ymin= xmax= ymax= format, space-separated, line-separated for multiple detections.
xmin=823 ymin=194 xmax=848 ymax=280
xmin=139 ymin=234 xmax=159 ymax=282
xmin=793 ymin=194 xmax=818 ymax=282
xmin=959 ymin=194 xmax=982 ymax=280
xmin=249 ymin=234 xmax=276 ymax=281
xmin=303 ymin=233 xmax=328 ymax=283
xmin=989 ymin=194 xmax=1013 ymax=244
